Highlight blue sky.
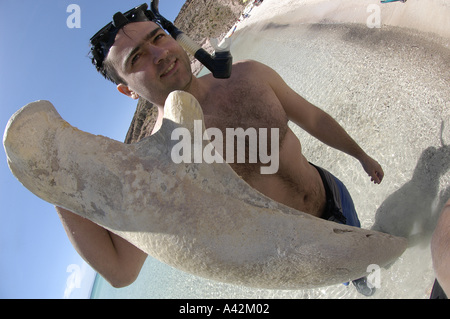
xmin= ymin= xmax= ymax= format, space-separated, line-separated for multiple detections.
xmin=0 ymin=0 xmax=187 ymax=299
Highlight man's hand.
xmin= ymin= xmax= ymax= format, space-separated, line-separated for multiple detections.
xmin=360 ymin=155 xmax=384 ymax=184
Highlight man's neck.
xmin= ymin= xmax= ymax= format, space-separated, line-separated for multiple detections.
xmin=182 ymin=74 xmax=211 ymax=106
xmin=151 ymin=74 xmax=211 ymax=134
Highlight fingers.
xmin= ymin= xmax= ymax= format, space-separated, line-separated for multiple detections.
xmin=374 ymin=166 xmax=384 ymax=183
xmin=360 ymin=156 xmax=384 ymax=184
xmin=371 ymin=171 xmax=383 ymax=184
xmin=365 ymin=161 xmax=384 ymax=184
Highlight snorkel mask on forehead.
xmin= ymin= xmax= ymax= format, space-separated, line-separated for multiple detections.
xmin=90 ymin=0 xmax=232 ymax=79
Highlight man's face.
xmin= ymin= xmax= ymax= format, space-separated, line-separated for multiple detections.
xmin=107 ymin=21 xmax=193 ymax=106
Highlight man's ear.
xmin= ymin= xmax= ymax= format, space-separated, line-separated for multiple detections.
xmin=117 ymin=84 xmax=139 ymax=100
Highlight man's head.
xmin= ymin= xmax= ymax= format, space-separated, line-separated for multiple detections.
xmin=90 ymin=4 xmax=153 ymax=85
xmin=89 ymin=4 xmax=192 ymax=105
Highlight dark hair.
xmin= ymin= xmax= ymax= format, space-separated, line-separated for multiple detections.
xmin=90 ymin=50 xmax=127 ymax=85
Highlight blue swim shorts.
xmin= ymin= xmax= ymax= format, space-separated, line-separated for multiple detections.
xmin=331 ymin=175 xmax=361 ymax=227
xmin=310 ymin=163 xmax=361 ymax=228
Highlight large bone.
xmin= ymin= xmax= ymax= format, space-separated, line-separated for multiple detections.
xmin=3 ymin=91 xmax=407 ymax=289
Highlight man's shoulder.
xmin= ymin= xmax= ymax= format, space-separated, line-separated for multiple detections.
xmin=232 ymin=59 xmax=274 ymax=78
xmin=233 ymin=59 xmax=265 ymax=70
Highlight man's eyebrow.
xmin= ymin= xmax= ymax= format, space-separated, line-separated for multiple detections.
xmin=122 ymin=27 xmax=163 ymax=70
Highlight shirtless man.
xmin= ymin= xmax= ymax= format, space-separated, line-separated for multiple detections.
xmin=56 ymin=5 xmax=384 ymax=294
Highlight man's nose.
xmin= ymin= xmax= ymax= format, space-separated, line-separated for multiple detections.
xmin=148 ymin=44 xmax=169 ymax=64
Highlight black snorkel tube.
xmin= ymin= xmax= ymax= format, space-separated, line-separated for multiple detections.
xmin=150 ymin=0 xmax=232 ymax=79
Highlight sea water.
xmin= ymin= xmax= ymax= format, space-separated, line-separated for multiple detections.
xmin=91 ymin=20 xmax=450 ymax=299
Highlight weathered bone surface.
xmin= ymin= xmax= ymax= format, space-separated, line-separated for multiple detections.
xmin=3 ymin=91 xmax=407 ymax=289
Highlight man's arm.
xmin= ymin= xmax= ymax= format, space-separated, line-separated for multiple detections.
xmin=56 ymin=207 xmax=147 ymax=288
xmin=260 ymin=61 xmax=384 ymax=183
xmin=431 ymin=199 xmax=450 ymax=296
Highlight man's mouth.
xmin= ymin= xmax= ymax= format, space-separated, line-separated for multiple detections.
xmin=161 ymin=60 xmax=177 ymax=77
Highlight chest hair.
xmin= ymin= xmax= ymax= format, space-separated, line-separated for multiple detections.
xmin=201 ymin=78 xmax=288 ymax=179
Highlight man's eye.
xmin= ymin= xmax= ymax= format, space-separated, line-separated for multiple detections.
xmin=131 ymin=54 xmax=140 ymax=65
xmin=154 ymin=34 xmax=165 ymax=41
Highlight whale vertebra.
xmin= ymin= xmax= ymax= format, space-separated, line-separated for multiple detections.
xmin=3 ymin=91 xmax=407 ymax=289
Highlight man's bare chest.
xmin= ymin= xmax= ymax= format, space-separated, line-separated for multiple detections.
xmin=201 ymin=81 xmax=288 ymax=133
xmin=196 ymin=78 xmax=289 ymax=179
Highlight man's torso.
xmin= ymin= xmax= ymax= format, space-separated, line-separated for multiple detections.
xmin=197 ymin=61 xmax=326 ymax=217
